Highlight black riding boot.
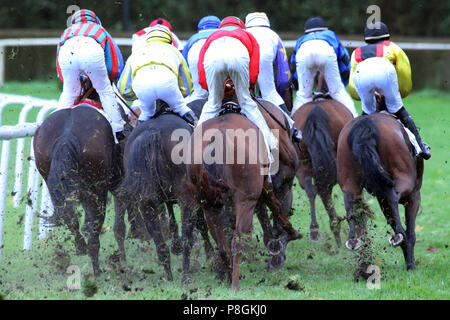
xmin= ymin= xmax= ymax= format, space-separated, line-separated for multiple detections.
xmin=182 ymin=110 xmax=199 ymax=127
xmin=395 ymin=107 xmax=431 ymax=160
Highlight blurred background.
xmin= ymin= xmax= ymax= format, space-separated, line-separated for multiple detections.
xmin=0 ymin=0 xmax=449 ymax=90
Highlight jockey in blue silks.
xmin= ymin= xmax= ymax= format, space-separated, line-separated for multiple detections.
xmin=181 ymin=15 xmax=221 ymax=102
xmin=291 ymin=16 xmax=358 ymax=117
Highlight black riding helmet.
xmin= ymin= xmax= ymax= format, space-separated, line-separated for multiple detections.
xmin=364 ymin=22 xmax=390 ymax=43
xmin=304 ymin=16 xmax=328 ymax=33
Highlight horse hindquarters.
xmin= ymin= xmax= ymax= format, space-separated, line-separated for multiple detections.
xmin=303 ymin=106 xmax=341 ymax=246
xmin=46 ymin=136 xmax=87 ymax=255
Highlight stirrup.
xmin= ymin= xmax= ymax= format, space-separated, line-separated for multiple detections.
xmin=419 ymin=143 xmax=431 ymax=160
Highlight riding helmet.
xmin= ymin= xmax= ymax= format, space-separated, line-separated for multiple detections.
xmin=197 ymin=15 xmax=221 ymax=31
xmin=146 ymin=25 xmax=173 ymax=44
xmin=304 ymin=16 xmax=328 ymax=33
xmin=71 ymin=9 xmax=102 ymax=26
xmin=245 ymin=12 xmax=270 ymax=28
xmin=219 ymin=16 xmax=246 ymax=29
xmin=149 ymin=18 xmax=173 ymax=31
xmin=364 ymin=22 xmax=390 ymax=42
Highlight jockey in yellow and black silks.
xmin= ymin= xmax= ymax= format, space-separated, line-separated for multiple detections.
xmin=348 ymin=22 xmax=430 ymax=160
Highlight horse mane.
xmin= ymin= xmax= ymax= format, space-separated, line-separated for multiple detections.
xmin=347 ymin=116 xmax=394 ymax=196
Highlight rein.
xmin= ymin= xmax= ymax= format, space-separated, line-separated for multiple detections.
xmin=250 ymin=92 xmax=288 ymax=132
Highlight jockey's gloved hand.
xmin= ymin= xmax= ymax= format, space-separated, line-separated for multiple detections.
xmin=182 ymin=110 xmax=198 ymax=127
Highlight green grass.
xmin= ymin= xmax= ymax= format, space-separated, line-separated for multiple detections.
xmin=0 ymin=81 xmax=449 ymax=300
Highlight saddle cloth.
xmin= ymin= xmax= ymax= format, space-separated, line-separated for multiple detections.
xmin=379 ymin=111 xmax=421 ymax=156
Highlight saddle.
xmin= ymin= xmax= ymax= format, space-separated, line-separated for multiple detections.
xmin=218 ymin=101 xmax=243 ymax=116
xmin=312 ymin=91 xmax=333 ymax=101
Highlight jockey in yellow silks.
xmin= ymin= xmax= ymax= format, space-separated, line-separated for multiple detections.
xmin=348 ymin=22 xmax=430 ymax=160
xmin=118 ymin=25 xmax=198 ymax=125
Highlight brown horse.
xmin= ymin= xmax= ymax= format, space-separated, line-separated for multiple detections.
xmin=187 ymin=97 xmax=301 ymax=291
xmin=34 ymin=90 xmax=125 ymax=276
xmin=291 ymin=98 xmax=353 ymax=246
xmin=337 ymin=113 xmax=424 ymax=271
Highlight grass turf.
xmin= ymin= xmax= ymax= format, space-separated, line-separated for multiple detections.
xmin=0 ymin=81 xmax=448 ymax=300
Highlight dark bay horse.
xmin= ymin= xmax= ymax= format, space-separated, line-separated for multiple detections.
xmin=34 ymin=99 xmax=124 ymax=276
xmin=291 ymin=98 xmax=353 ymax=246
xmin=116 ymin=99 xmax=213 ymax=283
xmin=337 ymin=113 xmax=424 ymax=271
xmin=186 ymin=97 xmax=302 ymax=291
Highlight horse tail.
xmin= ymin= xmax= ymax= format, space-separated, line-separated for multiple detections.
xmin=46 ymin=134 xmax=81 ymax=225
xmin=189 ymin=163 xmax=229 ymax=210
xmin=347 ymin=117 xmax=394 ymax=196
xmin=117 ymin=130 xmax=165 ymax=202
xmin=303 ymin=105 xmax=337 ymax=191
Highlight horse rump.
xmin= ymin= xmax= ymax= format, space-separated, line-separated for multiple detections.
xmin=347 ymin=117 xmax=394 ymax=196
xmin=116 ymin=129 xmax=167 ymax=203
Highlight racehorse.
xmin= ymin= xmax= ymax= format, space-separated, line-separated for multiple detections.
xmin=337 ymin=112 xmax=424 ymax=271
xmin=186 ymin=90 xmax=302 ymax=291
xmin=291 ymin=98 xmax=353 ymax=246
xmin=116 ymin=99 xmax=214 ymax=283
xmin=34 ymin=82 xmax=126 ymax=276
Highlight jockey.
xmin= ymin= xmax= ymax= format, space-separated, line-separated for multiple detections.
xmin=245 ymin=12 xmax=302 ymax=142
xmin=118 ymin=25 xmax=198 ymax=126
xmin=56 ymin=9 xmax=126 ymax=142
xmin=348 ymin=22 xmax=431 ymax=160
xmin=197 ymin=16 xmax=279 ymax=173
xmin=132 ymin=18 xmax=183 ymax=52
xmin=182 ymin=15 xmax=221 ymax=103
xmin=291 ymin=16 xmax=358 ymax=117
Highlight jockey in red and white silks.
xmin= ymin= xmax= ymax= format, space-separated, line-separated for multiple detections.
xmin=197 ymin=16 xmax=278 ymax=168
xmin=118 ymin=25 xmax=198 ymax=126
xmin=291 ymin=16 xmax=357 ymax=117
xmin=56 ymin=9 xmax=126 ymax=141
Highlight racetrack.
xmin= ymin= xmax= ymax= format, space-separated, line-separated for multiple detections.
xmin=0 ymin=81 xmax=448 ymax=299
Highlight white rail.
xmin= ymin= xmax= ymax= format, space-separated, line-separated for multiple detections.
xmin=0 ymin=93 xmax=57 ymax=260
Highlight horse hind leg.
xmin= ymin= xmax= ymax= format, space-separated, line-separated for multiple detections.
xmin=318 ymin=187 xmax=342 ymax=247
xmin=141 ymin=203 xmax=173 ymax=281
xmin=401 ymin=191 xmax=419 ymax=270
xmin=48 ymin=189 xmax=87 ymax=255
xmin=113 ymin=196 xmax=127 ymax=262
xmin=304 ymin=174 xmax=322 ymax=243
xmin=81 ymin=191 xmax=108 ymax=276
xmin=195 ymin=208 xmax=214 ymax=259
xmin=232 ymin=201 xmax=256 ymax=291
xmin=377 ymin=189 xmax=406 ymax=247
xmin=167 ymin=202 xmax=183 ymax=256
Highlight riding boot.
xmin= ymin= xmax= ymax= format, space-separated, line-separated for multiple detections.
xmin=182 ymin=110 xmax=199 ymax=127
xmin=394 ymin=107 xmax=431 ymax=160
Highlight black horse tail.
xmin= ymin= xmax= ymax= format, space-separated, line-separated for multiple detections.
xmin=117 ymin=130 xmax=166 ymax=202
xmin=347 ymin=117 xmax=394 ymax=196
xmin=303 ymin=105 xmax=337 ymax=191
xmin=46 ymin=134 xmax=81 ymax=225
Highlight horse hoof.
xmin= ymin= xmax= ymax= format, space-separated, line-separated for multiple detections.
xmin=388 ymin=233 xmax=404 ymax=246
xmin=181 ymin=274 xmax=192 ymax=285
xmin=171 ymin=241 xmax=183 ymax=256
xmin=307 ymin=228 xmax=322 ymax=243
xmin=345 ymin=238 xmax=362 ymax=251
xmin=267 ymin=239 xmax=283 ymax=256
xmin=268 ymin=254 xmax=285 ymax=270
